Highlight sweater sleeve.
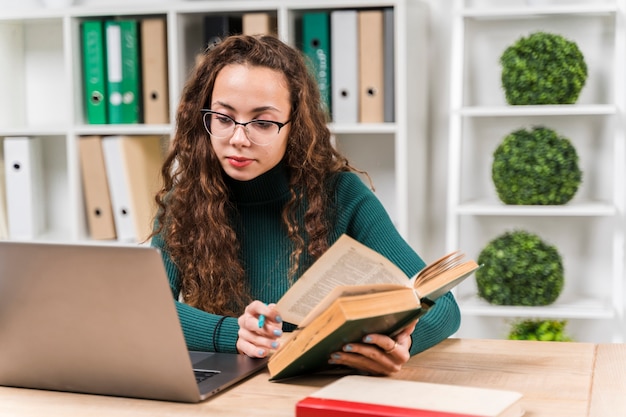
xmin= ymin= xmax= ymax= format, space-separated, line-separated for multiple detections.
xmin=332 ymin=173 xmax=461 ymax=355
xmin=151 ymin=232 xmax=239 ymax=353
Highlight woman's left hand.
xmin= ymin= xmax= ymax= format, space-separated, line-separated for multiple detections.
xmin=327 ymin=320 xmax=417 ymax=376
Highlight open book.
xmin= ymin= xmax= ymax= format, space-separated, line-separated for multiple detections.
xmin=268 ymin=234 xmax=479 ymax=380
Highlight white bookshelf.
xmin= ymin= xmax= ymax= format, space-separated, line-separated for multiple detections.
xmin=0 ymin=0 xmax=429 ymax=251
xmin=447 ymin=0 xmax=625 ymax=342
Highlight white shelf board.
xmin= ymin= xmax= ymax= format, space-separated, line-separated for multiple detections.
xmin=328 ymin=123 xmax=397 ymax=135
xmin=457 ymin=293 xmax=615 ymax=320
xmin=455 ymin=200 xmax=617 ymax=217
xmin=0 ymin=127 xmax=69 ymax=137
xmin=458 ymin=4 xmax=617 ymax=19
xmin=73 ymin=124 xmax=173 ymax=136
xmin=457 ymin=104 xmax=617 ymax=118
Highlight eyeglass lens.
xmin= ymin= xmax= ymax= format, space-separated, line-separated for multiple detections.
xmin=203 ymin=112 xmax=280 ymax=146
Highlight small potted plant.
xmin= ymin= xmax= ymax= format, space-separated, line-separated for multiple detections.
xmin=508 ymin=319 xmax=572 ymax=342
xmin=492 ymin=126 xmax=582 ymax=205
xmin=500 ymin=31 xmax=587 ymax=105
xmin=476 ymin=230 xmax=564 ymax=306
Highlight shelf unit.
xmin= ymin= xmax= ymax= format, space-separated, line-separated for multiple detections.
xmin=447 ymin=0 xmax=625 ymax=342
xmin=0 ymin=0 xmax=429 ymax=251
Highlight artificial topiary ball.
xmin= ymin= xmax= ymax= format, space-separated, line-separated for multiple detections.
xmin=500 ymin=31 xmax=587 ymax=105
xmin=476 ymin=230 xmax=564 ymax=306
xmin=492 ymin=126 xmax=582 ymax=205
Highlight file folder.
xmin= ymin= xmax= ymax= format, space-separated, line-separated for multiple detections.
xmin=302 ymin=12 xmax=331 ymax=118
xmin=78 ymin=136 xmax=116 ymax=240
xmin=119 ymin=135 xmax=164 ymax=243
xmin=242 ymin=12 xmax=277 ymax=36
xmin=330 ymin=10 xmax=358 ymax=124
xmin=140 ymin=17 xmax=169 ymax=125
xmin=81 ymin=20 xmax=108 ymax=124
xmin=101 ymin=136 xmax=135 ymax=241
xmin=358 ymin=10 xmax=384 ymax=123
xmin=383 ymin=8 xmax=395 ymax=123
xmin=3 ymin=137 xmax=44 ymax=239
xmin=106 ymin=20 xmax=141 ymax=124
xmin=101 ymin=135 xmax=164 ymax=242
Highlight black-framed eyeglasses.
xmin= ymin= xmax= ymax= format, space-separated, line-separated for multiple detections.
xmin=200 ymin=109 xmax=290 ymax=146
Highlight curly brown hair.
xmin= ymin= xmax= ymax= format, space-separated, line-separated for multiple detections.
xmin=152 ymin=34 xmax=362 ymax=316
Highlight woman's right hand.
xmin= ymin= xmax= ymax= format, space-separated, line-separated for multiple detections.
xmin=236 ymin=300 xmax=283 ymax=358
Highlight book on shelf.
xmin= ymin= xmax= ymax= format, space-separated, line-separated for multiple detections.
xmin=301 ymin=11 xmax=331 ymax=118
xmin=330 ymin=9 xmax=358 ymax=124
xmin=78 ymin=136 xmax=116 ymax=240
xmin=3 ymin=137 xmax=44 ymax=240
xmin=295 ymin=375 xmax=524 ymax=417
xmin=358 ymin=9 xmax=385 ymax=123
xmin=101 ymin=135 xmax=135 ymax=241
xmin=140 ymin=17 xmax=169 ymax=125
xmin=105 ymin=19 xmax=141 ymax=124
xmin=267 ymin=234 xmax=479 ymax=381
xmin=101 ymin=135 xmax=164 ymax=243
xmin=242 ymin=12 xmax=277 ymax=36
xmin=383 ymin=8 xmax=395 ymax=123
xmin=81 ymin=20 xmax=108 ymax=124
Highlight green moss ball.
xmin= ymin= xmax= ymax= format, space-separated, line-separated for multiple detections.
xmin=476 ymin=230 xmax=564 ymax=306
xmin=492 ymin=126 xmax=582 ymax=205
xmin=500 ymin=31 xmax=587 ymax=105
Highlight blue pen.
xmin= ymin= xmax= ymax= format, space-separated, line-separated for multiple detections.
xmin=258 ymin=314 xmax=265 ymax=328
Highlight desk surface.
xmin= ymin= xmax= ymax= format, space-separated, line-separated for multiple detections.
xmin=2 ymin=338 xmax=625 ymax=417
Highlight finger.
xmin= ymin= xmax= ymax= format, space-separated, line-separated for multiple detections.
xmin=344 ymin=342 xmax=405 ymax=373
xmin=237 ymin=327 xmax=281 ymax=354
xmin=329 ymin=348 xmax=399 ymax=376
xmin=236 ymin=337 xmax=268 ymax=358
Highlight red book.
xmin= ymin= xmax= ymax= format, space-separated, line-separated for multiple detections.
xmin=295 ymin=376 xmax=524 ymax=417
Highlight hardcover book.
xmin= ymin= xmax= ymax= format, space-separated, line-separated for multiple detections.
xmin=296 ymin=375 xmax=524 ymax=417
xmin=268 ymin=235 xmax=479 ymax=380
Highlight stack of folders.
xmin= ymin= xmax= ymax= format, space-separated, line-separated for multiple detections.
xmin=301 ymin=8 xmax=395 ymax=124
xmin=81 ymin=17 xmax=169 ymax=125
xmin=78 ymin=135 xmax=165 ymax=242
xmin=81 ymin=11 xmax=279 ymax=126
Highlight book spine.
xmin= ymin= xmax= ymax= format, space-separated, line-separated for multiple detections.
xmin=383 ymin=8 xmax=395 ymax=123
xmin=105 ymin=21 xmax=124 ymax=124
xmin=358 ymin=9 xmax=385 ymax=123
xmin=119 ymin=20 xmax=141 ymax=124
xmin=3 ymin=137 xmax=44 ymax=239
xmin=105 ymin=20 xmax=141 ymax=124
xmin=330 ymin=9 xmax=358 ymax=124
xmin=81 ymin=20 xmax=108 ymax=124
xmin=297 ymin=397 xmax=476 ymax=417
xmin=140 ymin=17 xmax=169 ymax=124
xmin=302 ymin=12 xmax=331 ymax=118
xmin=78 ymin=136 xmax=116 ymax=240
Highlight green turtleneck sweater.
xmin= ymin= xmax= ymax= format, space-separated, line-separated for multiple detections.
xmin=151 ymin=163 xmax=460 ymax=355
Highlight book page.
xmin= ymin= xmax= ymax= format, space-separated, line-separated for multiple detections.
xmin=276 ymin=235 xmax=410 ymax=326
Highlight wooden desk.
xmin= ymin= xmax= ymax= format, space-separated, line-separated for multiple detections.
xmin=1 ymin=338 xmax=624 ymax=417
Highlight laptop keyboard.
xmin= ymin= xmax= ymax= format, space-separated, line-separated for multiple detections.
xmin=194 ymin=369 xmax=219 ymax=384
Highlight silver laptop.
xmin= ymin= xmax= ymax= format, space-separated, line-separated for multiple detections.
xmin=0 ymin=241 xmax=268 ymax=403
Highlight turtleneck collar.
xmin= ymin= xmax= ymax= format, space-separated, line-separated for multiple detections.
xmin=223 ymin=161 xmax=291 ymax=205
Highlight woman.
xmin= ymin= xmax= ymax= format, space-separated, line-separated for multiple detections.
xmin=151 ymin=34 xmax=460 ymax=376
